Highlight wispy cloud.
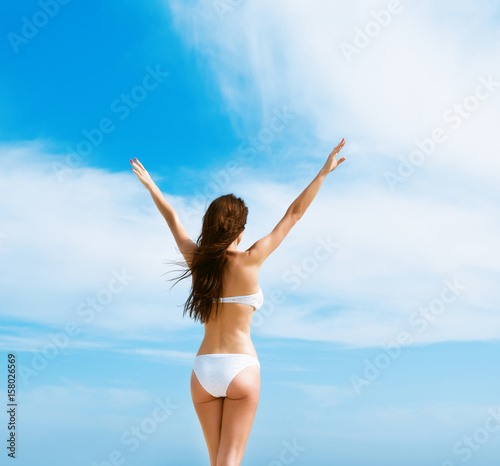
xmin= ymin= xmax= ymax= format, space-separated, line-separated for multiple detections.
xmin=163 ymin=0 xmax=500 ymax=348
xmin=3 ymin=2 xmax=500 ymax=464
xmin=166 ymin=0 xmax=500 ymax=187
xmin=276 ymin=381 xmax=355 ymax=407
xmin=1 ymin=137 xmax=499 ymax=349
xmin=113 ymin=347 xmax=196 ymax=364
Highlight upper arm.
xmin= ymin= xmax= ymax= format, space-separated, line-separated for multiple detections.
xmin=245 ymin=210 xmax=300 ymax=267
xmin=168 ymin=214 xmax=197 ymax=267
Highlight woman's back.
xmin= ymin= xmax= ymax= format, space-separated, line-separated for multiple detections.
xmin=197 ymin=249 xmax=261 ymax=358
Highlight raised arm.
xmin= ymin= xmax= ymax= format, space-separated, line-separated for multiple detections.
xmin=246 ymin=138 xmax=346 ymax=267
xmin=130 ymin=158 xmax=196 ymax=265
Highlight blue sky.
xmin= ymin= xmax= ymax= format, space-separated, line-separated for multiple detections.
xmin=1 ymin=1 xmax=500 ymax=465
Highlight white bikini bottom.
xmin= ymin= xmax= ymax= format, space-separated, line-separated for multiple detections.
xmin=193 ymin=353 xmax=260 ymax=398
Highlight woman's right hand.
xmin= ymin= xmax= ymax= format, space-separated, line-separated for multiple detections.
xmin=130 ymin=157 xmax=155 ymax=191
xmin=321 ymin=138 xmax=346 ymax=174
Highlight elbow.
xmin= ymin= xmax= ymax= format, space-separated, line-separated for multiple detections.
xmin=289 ymin=211 xmax=302 ymax=222
xmin=286 ymin=205 xmax=302 ymax=222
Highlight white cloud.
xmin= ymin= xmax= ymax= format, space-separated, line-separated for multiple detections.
xmin=166 ymin=0 xmax=500 ymax=186
xmin=161 ymin=0 xmax=500 ymax=347
xmin=277 ymin=381 xmax=355 ymax=407
xmin=1 ymin=138 xmax=499 ymax=349
xmin=11 ymin=381 xmax=160 ymax=433
xmin=0 ymin=331 xmax=196 ymax=366
xmin=289 ymin=400 xmax=500 ymax=443
xmin=114 ymin=347 xmax=196 ymax=364
xmin=0 ymin=141 xmax=197 ymax=340
xmin=0 ymin=332 xmax=115 ymax=353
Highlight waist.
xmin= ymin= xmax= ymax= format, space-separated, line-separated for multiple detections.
xmin=197 ymin=339 xmax=257 ymax=358
xmin=195 ymin=352 xmax=259 ymax=362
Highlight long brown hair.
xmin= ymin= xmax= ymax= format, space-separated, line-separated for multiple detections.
xmin=167 ymin=193 xmax=248 ymax=324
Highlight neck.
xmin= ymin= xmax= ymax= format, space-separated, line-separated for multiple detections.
xmin=227 ymin=239 xmax=240 ymax=252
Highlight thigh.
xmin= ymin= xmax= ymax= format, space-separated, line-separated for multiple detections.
xmin=217 ymin=366 xmax=261 ymax=464
xmin=191 ymin=369 xmax=224 ymax=463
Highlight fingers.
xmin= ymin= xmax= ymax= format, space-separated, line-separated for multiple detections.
xmin=129 ymin=158 xmax=144 ymax=171
xmin=130 ymin=158 xmax=140 ymax=175
xmin=332 ymin=138 xmax=346 ymax=155
xmin=134 ymin=157 xmax=145 ymax=170
xmin=338 ymin=156 xmax=346 ymax=164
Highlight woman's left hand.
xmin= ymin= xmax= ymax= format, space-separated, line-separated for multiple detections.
xmin=130 ymin=157 xmax=155 ymax=190
xmin=320 ymin=138 xmax=346 ymax=175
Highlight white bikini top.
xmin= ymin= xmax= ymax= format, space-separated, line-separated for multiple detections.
xmin=213 ymin=288 xmax=264 ymax=311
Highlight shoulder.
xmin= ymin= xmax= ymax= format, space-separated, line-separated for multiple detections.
xmin=226 ymin=250 xmax=257 ymax=268
xmin=225 ymin=249 xmax=247 ymax=261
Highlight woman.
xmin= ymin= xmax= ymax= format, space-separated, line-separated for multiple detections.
xmin=130 ymin=138 xmax=346 ymax=465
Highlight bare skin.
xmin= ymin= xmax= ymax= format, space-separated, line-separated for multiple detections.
xmin=130 ymin=138 xmax=346 ymax=466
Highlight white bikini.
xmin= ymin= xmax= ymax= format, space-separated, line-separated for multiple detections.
xmin=192 ymin=288 xmax=263 ymax=398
